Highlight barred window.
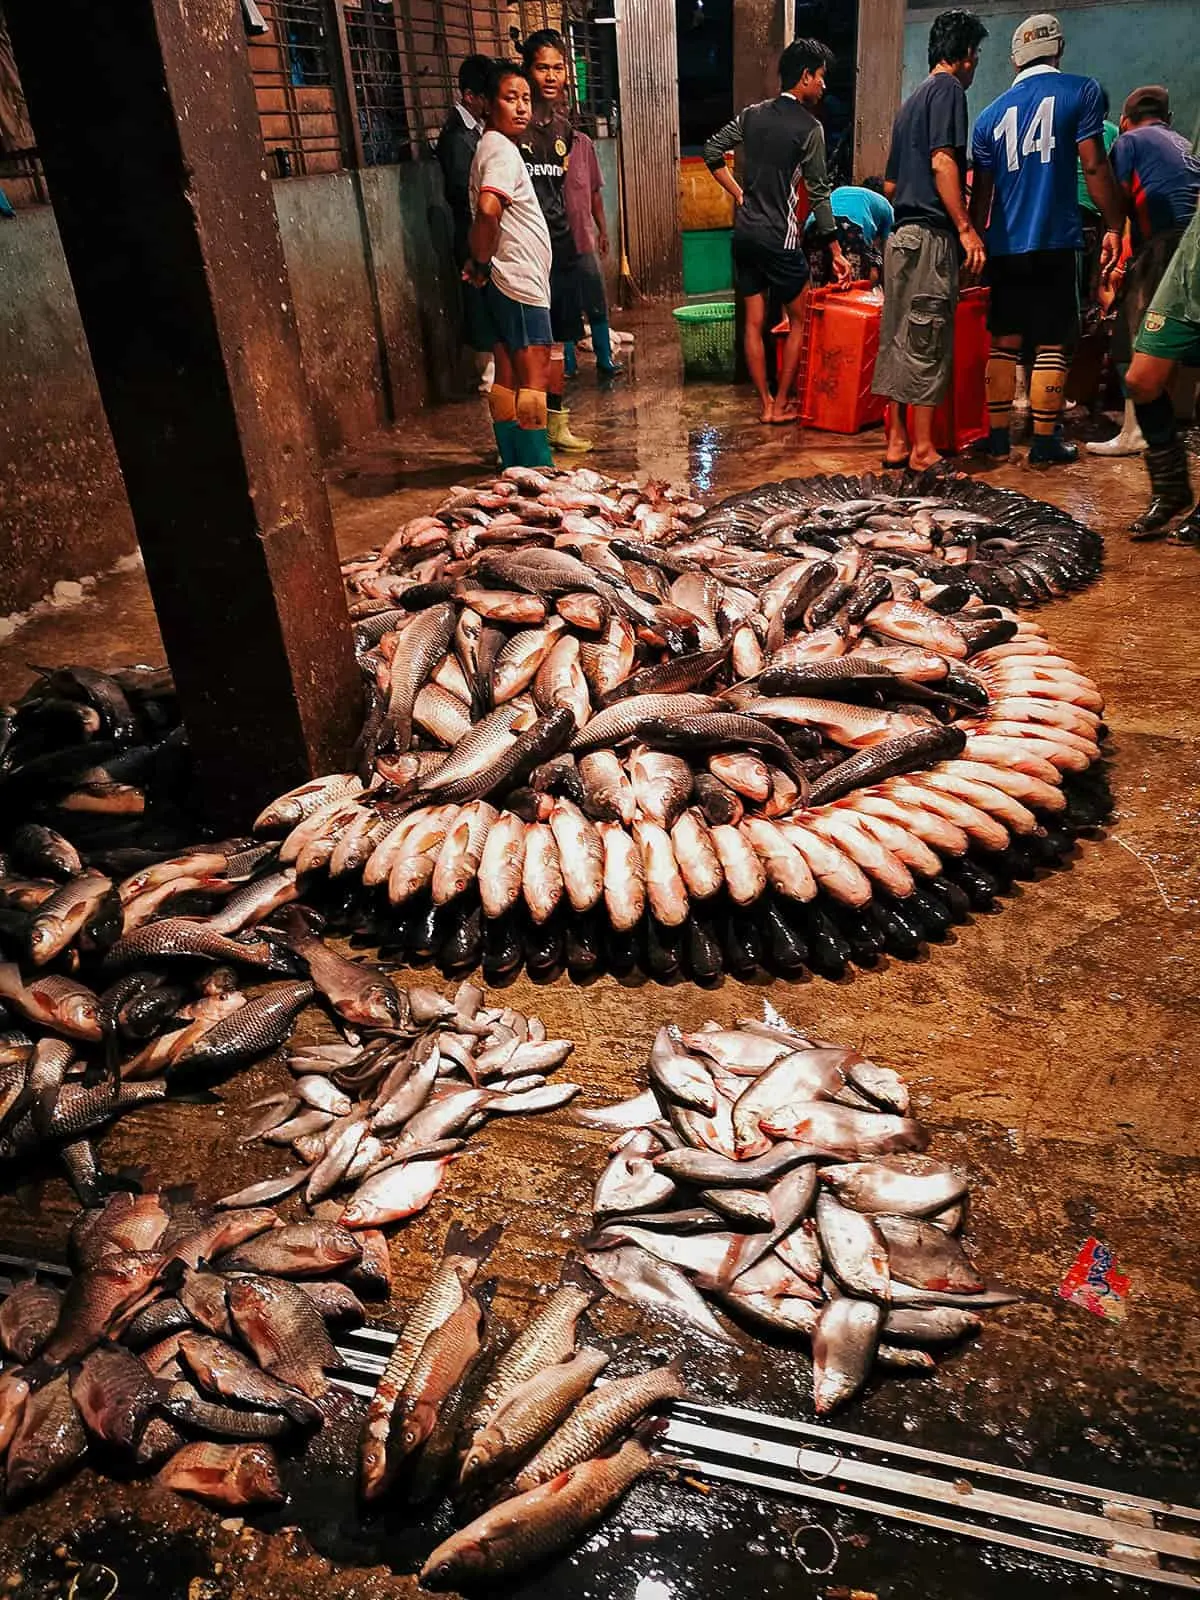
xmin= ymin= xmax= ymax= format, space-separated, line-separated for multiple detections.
xmin=250 ymin=0 xmax=619 ymax=172
xmin=250 ymin=0 xmax=344 ymax=175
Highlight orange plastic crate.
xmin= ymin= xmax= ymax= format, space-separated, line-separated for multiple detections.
xmin=787 ymin=285 xmax=889 ymax=434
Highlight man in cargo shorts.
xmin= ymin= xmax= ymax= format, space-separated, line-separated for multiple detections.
xmin=1123 ymin=201 xmax=1200 ymax=542
xmin=872 ymin=9 xmax=989 ymax=471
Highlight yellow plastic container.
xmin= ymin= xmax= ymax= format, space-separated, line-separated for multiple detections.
xmin=679 ymin=155 xmax=734 ymax=231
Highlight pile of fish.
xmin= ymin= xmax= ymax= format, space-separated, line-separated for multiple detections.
xmin=0 ymin=662 xmax=191 ymax=848
xmin=238 ymin=978 xmax=578 ymax=1227
xmin=689 ymin=470 xmax=1103 ymax=605
xmin=579 ymin=1007 xmax=1014 ymax=1415
xmin=359 ymin=1222 xmax=678 ymax=1589
xmin=0 ymin=1188 xmax=387 ymax=1508
xmin=306 ymin=463 xmax=1110 ymax=977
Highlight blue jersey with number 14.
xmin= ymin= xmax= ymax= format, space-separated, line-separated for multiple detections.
xmin=972 ymin=67 xmax=1106 ymax=255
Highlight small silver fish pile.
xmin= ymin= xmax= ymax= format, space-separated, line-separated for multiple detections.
xmin=0 ymin=1188 xmax=385 ymax=1510
xmin=358 ymin=1222 xmax=678 ymax=1589
xmin=239 ymin=977 xmax=578 ymax=1229
xmin=272 ymin=465 xmax=1110 ymax=982
xmin=580 ymin=1008 xmax=1017 ymax=1415
xmin=683 ymin=469 xmax=1103 ymax=603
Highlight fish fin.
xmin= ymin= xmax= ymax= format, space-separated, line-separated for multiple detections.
xmin=761 ymin=998 xmax=791 ymax=1029
xmin=164 ymin=1083 xmax=221 ymax=1106
xmin=446 ymin=1220 xmax=503 ymax=1265
xmin=20 ymin=1355 xmax=54 ymax=1390
xmin=558 ymin=1255 xmax=603 ymax=1297
xmin=156 ymin=1257 xmax=188 ymax=1297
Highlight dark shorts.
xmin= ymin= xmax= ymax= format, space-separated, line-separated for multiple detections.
xmin=575 ymin=251 xmax=609 ymax=323
xmin=986 ymin=249 xmax=1079 ymax=346
xmin=550 ymin=258 xmax=586 ymax=343
xmin=732 ymin=234 xmax=810 ymax=302
xmin=871 ymin=223 xmax=958 ymax=407
xmin=461 ymin=281 xmax=494 ymax=355
xmin=479 ymin=281 xmax=553 ymax=351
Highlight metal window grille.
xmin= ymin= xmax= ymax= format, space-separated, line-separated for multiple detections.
xmin=249 ymin=0 xmax=345 ymax=175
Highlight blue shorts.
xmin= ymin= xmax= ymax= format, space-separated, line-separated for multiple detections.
xmin=480 ymin=281 xmax=553 ymax=351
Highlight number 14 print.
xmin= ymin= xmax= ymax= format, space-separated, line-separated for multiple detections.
xmin=994 ymin=96 xmax=1056 ymax=171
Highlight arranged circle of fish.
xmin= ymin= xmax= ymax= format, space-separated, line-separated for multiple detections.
xmin=0 ymin=1187 xmax=386 ymax=1510
xmin=690 ymin=469 xmax=1103 ymax=605
xmin=360 ymin=1221 xmax=680 ymax=1590
xmin=579 ymin=1007 xmax=1014 ymax=1416
xmin=311 ymin=465 xmax=1111 ymax=979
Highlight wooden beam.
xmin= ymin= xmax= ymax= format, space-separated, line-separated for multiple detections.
xmin=5 ymin=0 xmax=362 ymax=829
xmin=854 ymin=0 xmax=906 ymax=181
xmin=616 ymin=0 xmax=682 ymax=298
xmin=733 ymin=0 xmax=793 ymax=116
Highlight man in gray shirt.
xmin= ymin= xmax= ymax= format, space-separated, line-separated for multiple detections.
xmin=706 ymin=38 xmax=850 ymax=424
xmin=871 ymin=8 xmax=988 ymax=469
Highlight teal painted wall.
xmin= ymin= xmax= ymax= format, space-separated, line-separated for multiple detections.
xmin=903 ymin=0 xmax=1200 ymax=146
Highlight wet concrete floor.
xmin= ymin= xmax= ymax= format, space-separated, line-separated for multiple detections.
xmin=0 ymin=308 xmax=1197 ymax=1599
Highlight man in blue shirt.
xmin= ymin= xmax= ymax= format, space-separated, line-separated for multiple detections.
xmin=969 ymin=14 xmax=1123 ymax=465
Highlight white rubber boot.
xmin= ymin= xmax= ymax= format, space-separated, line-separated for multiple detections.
xmin=1086 ymin=400 xmax=1146 ymax=457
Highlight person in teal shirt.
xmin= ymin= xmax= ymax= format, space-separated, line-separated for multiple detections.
xmin=805 ymin=179 xmax=895 ymax=284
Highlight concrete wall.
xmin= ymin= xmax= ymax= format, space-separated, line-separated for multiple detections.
xmin=904 ymin=0 xmax=1200 ymax=140
xmin=0 ymin=137 xmax=626 ymax=615
xmin=0 ymin=152 xmax=500 ymax=614
xmin=0 ymin=207 xmax=137 ymax=614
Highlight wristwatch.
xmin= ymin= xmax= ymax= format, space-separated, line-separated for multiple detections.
xmin=470 ymin=258 xmax=493 ymax=278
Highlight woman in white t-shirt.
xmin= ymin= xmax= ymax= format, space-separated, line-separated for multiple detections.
xmin=466 ymin=63 xmax=554 ymax=467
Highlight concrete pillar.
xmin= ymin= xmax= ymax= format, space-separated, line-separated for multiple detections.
xmin=854 ymin=0 xmax=906 ymax=180
xmin=733 ymin=0 xmax=792 ymax=115
xmin=5 ymin=0 xmax=362 ymax=828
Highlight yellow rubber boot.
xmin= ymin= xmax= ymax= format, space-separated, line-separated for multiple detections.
xmin=547 ymin=406 xmax=593 ymax=453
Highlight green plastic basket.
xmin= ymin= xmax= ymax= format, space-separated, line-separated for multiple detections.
xmin=673 ymin=300 xmax=736 ymax=380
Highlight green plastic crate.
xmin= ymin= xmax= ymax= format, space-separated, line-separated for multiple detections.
xmin=673 ymin=300 xmax=736 ymax=380
xmin=682 ymin=227 xmax=733 ymax=295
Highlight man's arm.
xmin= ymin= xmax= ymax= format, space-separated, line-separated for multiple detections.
xmin=968 ymin=167 xmax=993 ymax=235
xmin=438 ymin=122 xmax=474 ymax=211
xmin=931 ymin=148 xmax=985 ymax=275
xmin=1078 ymin=133 xmax=1124 ymax=274
xmin=798 ymin=124 xmax=851 ymax=284
xmin=590 ymin=186 xmax=609 ymax=255
xmin=465 ymin=190 xmax=504 ymax=283
xmin=883 ymin=179 xmax=897 ymax=202
xmin=704 ymin=114 xmax=745 ymax=206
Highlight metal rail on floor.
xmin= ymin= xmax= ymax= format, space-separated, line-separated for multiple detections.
xmin=661 ymin=1398 xmax=1200 ymax=1591
xmin=4 ymin=1257 xmax=1198 ymax=1588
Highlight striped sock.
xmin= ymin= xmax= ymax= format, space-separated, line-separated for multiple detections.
xmin=1030 ymin=347 xmax=1070 ymax=437
xmin=985 ymin=346 xmax=1019 ymax=433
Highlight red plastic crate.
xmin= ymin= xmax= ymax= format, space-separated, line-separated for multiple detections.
xmin=772 ymin=283 xmax=991 ymax=450
xmin=903 ymin=285 xmax=991 ymax=453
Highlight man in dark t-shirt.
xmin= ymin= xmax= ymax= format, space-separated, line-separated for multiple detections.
xmin=705 ymin=38 xmax=851 ymax=423
xmin=871 ymin=8 xmax=989 ymax=470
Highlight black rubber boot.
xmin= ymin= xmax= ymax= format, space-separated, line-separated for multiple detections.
xmin=1168 ymin=500 xmax=1200 ymax=545
xmin=1130 ymin=442 xmax=1193 ymax=539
